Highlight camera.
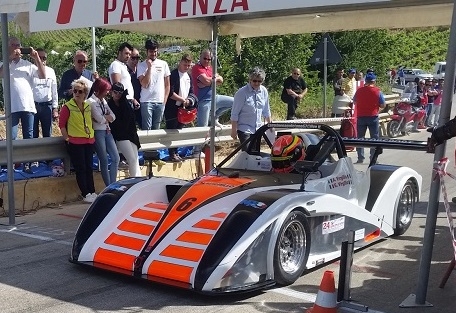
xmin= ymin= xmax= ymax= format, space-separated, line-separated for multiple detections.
xmin=20 ymin=47 xmax=32 ymax=54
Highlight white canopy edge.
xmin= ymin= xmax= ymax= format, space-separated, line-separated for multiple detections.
xmin=11 ymin=3 xmax=454 ymax=40
xmin=220 ymin=3 xmax=454 ymax=38
xmin=0 ymin=1 xmax=28 ymax=14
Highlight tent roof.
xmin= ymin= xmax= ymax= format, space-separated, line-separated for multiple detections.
xmin=4 ymin=0 xmax=455 ymax=40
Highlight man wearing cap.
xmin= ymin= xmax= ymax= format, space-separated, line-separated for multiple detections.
xmin=164 ymin=54 xmax=195 ymax=162
xmin=137 ymin=39 xmax=170 ymax=130
xmin=353 ymin=72 xmax=385 ymax=164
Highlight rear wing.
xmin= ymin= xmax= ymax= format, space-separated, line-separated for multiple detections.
xmin=342 ymin=137 xmax=429 ymax=152
xmin=342 ymin=137 xmax=430 ymax=167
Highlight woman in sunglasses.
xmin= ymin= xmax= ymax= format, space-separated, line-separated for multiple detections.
xmin=107 ymin=82 xmax=141 ymax=177
xmin=59 ymin=79 xmax=97 ymax=203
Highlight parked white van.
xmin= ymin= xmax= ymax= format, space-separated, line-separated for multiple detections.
xmin=434 ymin=61 xmax=446 ymax=80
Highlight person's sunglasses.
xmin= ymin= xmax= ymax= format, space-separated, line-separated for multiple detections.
xmin=292 ymin=73 xmax=300 ymax=75
xmin=203 ymin=57 xmax=212 ymax=61
xmin=131 ymin=56 xmax=140 ymax=60
xmin=111 ymin=90 xmax=123 ymax=94
xmin=252 ymin=79 xmax=263 ymax=83
xmin=77 ymin=60 xmax=88 ymax=64
xmin=73 ymin=89 xmax=84 ymax=94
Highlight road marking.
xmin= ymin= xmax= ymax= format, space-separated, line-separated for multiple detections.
xmin=0 ymin=228 xmax=73 ymax=246
xmin=56 ymin=213 xmax=83 ymax=219
xmin=271 ymin=286 xmax=317 ymax=302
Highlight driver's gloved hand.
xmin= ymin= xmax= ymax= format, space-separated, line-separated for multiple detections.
xmin=428 ymin=116 xmax=456 ymax=148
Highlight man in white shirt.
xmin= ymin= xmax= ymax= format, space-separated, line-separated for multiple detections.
xmin=108 ymin=42 xmax=140 ymax=110
xmin=137 ymin=39 xmax=170 ymax=130
xmin=0 ymin=36 xmax=46 ymax=140
xmin=32 ymin=48 xmax=58 ymax=138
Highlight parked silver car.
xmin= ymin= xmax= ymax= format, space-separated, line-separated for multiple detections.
xmin=402 ymin=68 xmax=434 ymax=83
xmin=162 ymin=45 xmax=183 ymax=53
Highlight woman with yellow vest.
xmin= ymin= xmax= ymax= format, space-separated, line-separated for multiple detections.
xmin=59 ymin=79 xmax=96 ymax=203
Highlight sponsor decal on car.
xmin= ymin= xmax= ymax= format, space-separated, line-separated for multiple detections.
xmin=354 ymin=228 xmax=365 ymax=241
xmin=322 ymin=216 xmax=345 ymax=234
xmin=240 ymin=199 xmax=268 ymax=209
xmin=327 ymin=173 xmax=353 ymax=189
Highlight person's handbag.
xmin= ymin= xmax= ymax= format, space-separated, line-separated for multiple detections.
xmin=177 ymin=107 xmax=197 ymax=124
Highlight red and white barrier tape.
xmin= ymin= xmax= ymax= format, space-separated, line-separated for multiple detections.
xmin=433 ymin=157 xmax=456 ymax=260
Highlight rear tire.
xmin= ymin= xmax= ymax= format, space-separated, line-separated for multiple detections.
xmin=393 ymin=180 xmax=416 ymax=236
xmin=387 ymin=120 xmax=401 ymax=138
xmin=273 ymin=210 xmax=310 ymax=285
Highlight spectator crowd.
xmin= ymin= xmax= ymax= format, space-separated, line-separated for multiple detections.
xmin=5 ymin=35 xmax=437 ymax=202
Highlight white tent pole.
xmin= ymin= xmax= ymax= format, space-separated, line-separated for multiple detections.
xmin=1 ymin=13 xmax=16 ymax=225
xmin=91 ymin=27 xmax=97 ymax=72
xmin=323 ymin=37 xmax=328 ymax=117
xmin=209 ymin=18 xmax=219 ymax=167
xmin=401 ymin=0 xmax=456 ymax=307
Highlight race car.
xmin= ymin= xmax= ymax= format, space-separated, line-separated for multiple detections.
xmin=70 ymin=122 xmax=428 ymax=294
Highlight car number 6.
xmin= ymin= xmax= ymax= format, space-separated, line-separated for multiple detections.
xmin=176 ymin=197 xmax=197 ymax=211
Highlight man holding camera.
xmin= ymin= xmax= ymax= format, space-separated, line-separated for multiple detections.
xmin=0 ymin=36 xmax=46 ymax=141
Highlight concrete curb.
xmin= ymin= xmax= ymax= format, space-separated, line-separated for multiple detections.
xmin=0 ymin=158 xmax=208 ymax=216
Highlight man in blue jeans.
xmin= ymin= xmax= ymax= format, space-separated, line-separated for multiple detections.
xmin=32 ymin=48 xmax=59 ymax=138
xmin=191 ymin=49 xmax=233 ymax=157
xmin=353 ymin=73 xmax=385 ymax=164
xmin=137 ymin=39 xmax=170 ymax=130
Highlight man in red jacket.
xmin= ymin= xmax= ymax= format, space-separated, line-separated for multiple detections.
xmin=353 ymin=73 xmax=386 ymax=164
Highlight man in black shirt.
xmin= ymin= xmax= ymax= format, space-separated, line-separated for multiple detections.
xmin=282 ymin=68 xmax=307 ymax=120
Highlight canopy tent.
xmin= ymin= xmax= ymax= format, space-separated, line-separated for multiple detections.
xmin=5 ymin=1 xmax=456 ymax=39
xmin=1 ymin=0 xmax=456 ymax=309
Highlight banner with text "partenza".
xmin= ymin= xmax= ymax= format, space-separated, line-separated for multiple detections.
xmin=29 ymin=0 xmax=383 ymax=32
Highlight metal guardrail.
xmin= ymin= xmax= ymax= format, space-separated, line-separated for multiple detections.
xmin=0 ymin=113 xmax=395 ymax=168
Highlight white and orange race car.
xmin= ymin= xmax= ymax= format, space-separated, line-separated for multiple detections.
xmin=70 ymin=123 xmax=428 ymax=294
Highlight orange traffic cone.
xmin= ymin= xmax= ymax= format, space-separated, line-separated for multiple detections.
xmin=306 ymin=270 xmax=337 ymax=313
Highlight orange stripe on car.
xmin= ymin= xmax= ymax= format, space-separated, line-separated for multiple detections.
xmin=193 ymin=219 xmax=221 ymax=230
xmin=145 ymin=202 xmax=168 ymax=210
xmin=211 ymin=212 xmax=228 ymax=219
xmin=160 ymin=244 xmax=204 ymax=262
xmin=177 ymin=231 xmax=213 ymax=245
xmin=148 ymin=260 xmax=193 ymax=283
xmin=118 ymin=220 xmax=155 ymax=236
xmin=364 ymin=228 xmax=381 ymax=242
xmin=104 ymin=233 xmax=146 ymax=251
xmin=94 ymin=248 xmax=136 ymax=271
xmin=131 ymin=209 xmax=163 ymax=222
xmin=147 ymin=176 xmax=253 ymax=248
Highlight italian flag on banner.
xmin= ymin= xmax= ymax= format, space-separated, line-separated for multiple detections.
xmin=35 ymin=0 xmax=75 ymax=24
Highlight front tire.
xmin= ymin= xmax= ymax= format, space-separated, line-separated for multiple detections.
xmin=393 ymin=180 xmax=416 ymax=236
xmin=387 ymin=120 xmax=401 ymax=138
xmin=273 ymin=210 xmax=310 ymax=285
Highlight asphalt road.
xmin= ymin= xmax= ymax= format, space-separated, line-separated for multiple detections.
xmin=1 ymin=130 xmax=455 ymax=313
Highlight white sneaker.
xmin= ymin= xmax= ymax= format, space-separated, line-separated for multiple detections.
xmin=83 ymin=194 xmax=95 ymax=203
xmin=90 ymin=193 xmax=98 ymax=201
xmin=214 ymin=119 xmax=223 ymax=128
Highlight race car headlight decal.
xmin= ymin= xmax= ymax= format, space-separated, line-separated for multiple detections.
xmin=215 ymin=224 xmax=273 ymax=291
